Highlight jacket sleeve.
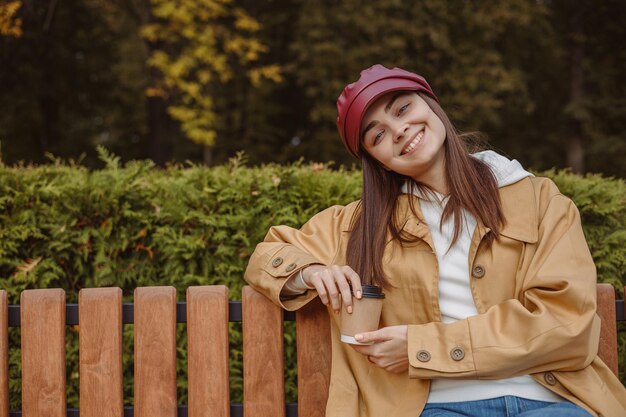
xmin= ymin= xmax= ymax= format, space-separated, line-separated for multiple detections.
xmin=407 ymin=191 xmax=600 ymax=379
xmin=244 ymin=203 xmax=356 ymax=311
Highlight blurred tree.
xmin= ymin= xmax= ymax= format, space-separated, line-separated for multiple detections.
xmin=287 ymin=0 xmax=625 ymax=176
xmin=141 ymin=0 xmax=282 ymax=164
xmin=0 ymin=0 xmax=22 ymax=37
xmin=209 ymin=0 xmax=305 ymax=166
xmin=0 ymin=0 xmax=149 ymax=165
xmin=550 ymin=0 xmax=626 ymax=176
xmin=488 ymin=0 xmax=626 ymax=177
xmin=1 ymin=0 xmax=624 ymax=175
xmin=289 ymin=0 xmax=535 ymax=166
xmin=104 ymin=0 xmax=186 ymax=166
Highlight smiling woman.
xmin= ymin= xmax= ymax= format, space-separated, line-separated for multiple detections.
xmin=244 ymin=64 xmax=626 ymax=417
xmin=361 ymin=91 xmax=447 ymax=189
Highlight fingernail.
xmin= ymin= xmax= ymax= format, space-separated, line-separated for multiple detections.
xmin=356 ymin=290 xmax=362 ymax=299
xmin=334 ymin=309 xmax=339 ymax=315
xmin=355 ymin=334 xmax=363 ymax=341
xmin=347 ymin=306 xmax=352 ymax=314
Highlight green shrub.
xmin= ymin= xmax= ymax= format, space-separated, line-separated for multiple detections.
xmin=1 ymin=149 xmax=624 ymax=408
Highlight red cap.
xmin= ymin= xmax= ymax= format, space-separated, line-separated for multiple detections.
xmin=336 ymin=64 xmax=438 ymax=158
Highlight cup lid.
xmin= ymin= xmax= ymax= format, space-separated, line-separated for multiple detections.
xmin=359 ymin=284 xmax=385 ymax=299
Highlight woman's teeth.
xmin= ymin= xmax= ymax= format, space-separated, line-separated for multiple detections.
xmin=402 ymin=130 xmax=424 ymax=155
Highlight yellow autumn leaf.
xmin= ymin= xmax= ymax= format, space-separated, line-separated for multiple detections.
xmin=0 ymin=0 xmax=23 ymax=38
xmin=248 ymin=65 xmax=283 ymax=86
xmin=234 ymin=8 xmax=260 ymax=32
xmin=145 ymin=86 xmax=168 ymax=98
xmin=188 ymin=128 xmax=216 ymax=147
xmin=139 ymin=24 xmax=160 ymax=42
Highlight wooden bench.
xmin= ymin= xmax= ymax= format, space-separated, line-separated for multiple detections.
xmin=0 ymin=283 xmax=623 ymax=417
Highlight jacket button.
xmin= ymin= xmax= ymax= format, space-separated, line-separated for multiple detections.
xmin=271 ymin=257 xmax=284 ymax=267
xmin=544 ymin=372 xmax=557 ymax=386
xmin=417 ymin=350 xmax=431 ymax=362
xmin=285 ymin=263 xmax=297 ymax=273
xmin=450 ymin=347 xmax=465 ymax=361
xmin=472 ymin=265 xmax=485 ymax=278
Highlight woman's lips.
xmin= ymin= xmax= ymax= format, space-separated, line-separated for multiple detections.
xmin=400 ymin=129 xmax=425 ymax=156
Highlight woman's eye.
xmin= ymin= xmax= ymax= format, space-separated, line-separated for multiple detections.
xmin=398 ymin=103 xmax=409 ymax=115
xmin=373 ymin=130 xmax=384 ymax=144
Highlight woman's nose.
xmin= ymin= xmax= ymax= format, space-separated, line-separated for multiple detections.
xmin=392 ymin=124 xmax=409 ymax=142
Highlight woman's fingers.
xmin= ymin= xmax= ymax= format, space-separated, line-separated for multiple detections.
xmin=307 ymin=268 xmax=329 ymax=305
xmin=344 ymin=266 xmax=362 ymax=299
xmin=322 ymin=270 xmax=343 ymax=312
xmin=303 ymin=265 xmax=362 ymax=313
xmin=332 ymin=266 xmax=353 ymax=313
xmin=350 ymin=326 xmax=409 ymax=373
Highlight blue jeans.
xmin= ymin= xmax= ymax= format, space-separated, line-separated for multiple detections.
xmin=421 ymin=396 xmax=592 ymax=417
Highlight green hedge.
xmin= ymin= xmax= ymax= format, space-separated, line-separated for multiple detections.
xmin=1 ymin=149 xmax=624 ymax=408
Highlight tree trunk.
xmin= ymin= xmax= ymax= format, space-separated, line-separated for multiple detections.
xmin=133 ymin=0 xmax=174 ymax=166
xmin=203 ymin=146 xmax=212 ymax=165
xmin=37 ymin=39 xmax=61 ymax=158
xmin=38 ymin=88 xmax=61 ymax=158
xmin=146 ymin=85 xmax=172 ymax=165
xmin=566 ymin=5 xmax=585 ymax=174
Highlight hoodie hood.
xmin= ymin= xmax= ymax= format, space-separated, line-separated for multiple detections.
xmin=400 ymin=150 xmax=533 ymax=197
xmin=472 ymin=150 xmax=533 ymax=188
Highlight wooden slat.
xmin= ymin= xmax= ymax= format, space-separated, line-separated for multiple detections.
xmin=622 ymin=285 xmax=626 ymax=320
xmin=596 ymin=283 xmax=618 ymax=375
xmin=134 ymin=287 xmax=177 ymax=417
xmin=79 ymin=288 xmax=123 ymax=417
xmin=242 ymin=286 xmax=285 ymax=417
xmin=21 ymin=289 xmax=66 ymax=417
xmin=187 ymin=286 xmax=230 ymax=417
xmin=0 ymin=291 xmax=7 ymax=417
xmin=296 ymin=297 xmax=331 ymax=417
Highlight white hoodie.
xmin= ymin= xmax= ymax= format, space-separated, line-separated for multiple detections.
xmin=412 ymin=151 xmax=534 ymax=324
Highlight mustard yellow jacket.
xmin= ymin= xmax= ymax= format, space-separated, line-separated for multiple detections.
xmin=244 ymin=176 xmax=626 ymax=417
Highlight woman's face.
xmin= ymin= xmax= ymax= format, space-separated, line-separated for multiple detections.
xmin=360 ymin=91 xmax=447 ymax=191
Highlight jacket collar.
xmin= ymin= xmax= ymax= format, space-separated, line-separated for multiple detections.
xmin=395 ymin=177 xmax=538 ymax=244
xmin=498 ymin=177 xmax=538 ymax=243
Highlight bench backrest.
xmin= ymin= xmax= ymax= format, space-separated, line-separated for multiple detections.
xmin=0 ymin=283 xmax=622 ymax=417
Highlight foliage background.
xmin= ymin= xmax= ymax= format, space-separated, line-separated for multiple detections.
xmin=0 ymin=0 xmax=625 ymax=175
xmin=1 ymin=151 xmax=624 ymax=408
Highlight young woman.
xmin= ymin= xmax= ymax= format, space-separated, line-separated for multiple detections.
xmin=244 ymin=64 xmax=626 ymax=417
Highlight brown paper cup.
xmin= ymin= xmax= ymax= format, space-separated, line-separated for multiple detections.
xmin=340 ymin=285 xmax=384 ymax=345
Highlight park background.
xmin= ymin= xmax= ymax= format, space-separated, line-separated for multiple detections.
xmin=1 ymin=0 xmax=625 ymax=409
xmin=1 ymin=0 xmax=625 ymax=176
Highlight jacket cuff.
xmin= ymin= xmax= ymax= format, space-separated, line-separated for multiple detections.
xmin=407 ymin=320 xmax=477 ymax=379
xmin=262 ymin=245 xmax=324 ymax=311
xmin=282 ymin=268 xmax=316 ymax=296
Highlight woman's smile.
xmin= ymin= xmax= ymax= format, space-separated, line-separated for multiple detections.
xmin=400 ymin=128 xmax=425 ymax=156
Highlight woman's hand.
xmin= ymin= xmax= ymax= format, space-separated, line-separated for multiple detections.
xmin=351 ymin=325 xmax=409 ymax=373
xmin=302 ymin=265 xmax=362 ymax=314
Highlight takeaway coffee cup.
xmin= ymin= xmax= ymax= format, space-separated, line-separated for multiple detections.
xmin=340 ymin=284 xmax=385 ymax=345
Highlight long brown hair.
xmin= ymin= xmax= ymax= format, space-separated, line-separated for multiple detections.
xmin=346 ymin=92 xmax=505 ymax=288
